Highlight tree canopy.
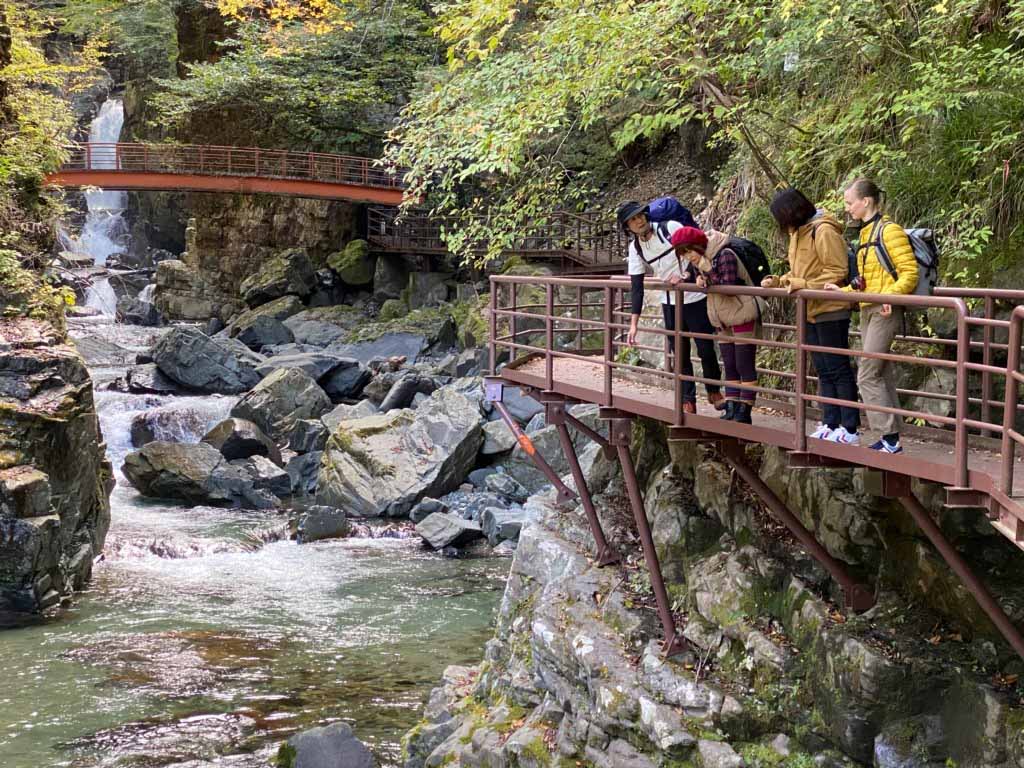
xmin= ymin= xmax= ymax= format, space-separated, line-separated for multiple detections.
xmin=387 ymin=0 xmax=1024 ymax=280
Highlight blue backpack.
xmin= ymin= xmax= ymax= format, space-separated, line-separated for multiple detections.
xmin=647 ymin=196 xmax=696 ymax=229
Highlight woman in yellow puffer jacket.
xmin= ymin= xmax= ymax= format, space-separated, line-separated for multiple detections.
xmin=825 ymin=178 xmax=918 ymax=454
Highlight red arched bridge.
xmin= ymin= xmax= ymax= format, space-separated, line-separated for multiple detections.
xmin=485 ymin=277 xmax=1024 ymax=661
xmin=45 ymin=143 xmax=406 ymax=205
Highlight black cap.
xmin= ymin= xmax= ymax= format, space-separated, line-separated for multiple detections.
xmin=616 ymin=201 xmax=649 ymax=231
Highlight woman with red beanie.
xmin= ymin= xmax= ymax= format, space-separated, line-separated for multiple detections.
xmin=670 ymin=226 xmax=762 ymax=424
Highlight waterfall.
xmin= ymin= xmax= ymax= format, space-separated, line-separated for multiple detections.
xmin=85 ymin=276 xmax=119 ymax=315
xmin=61 ymin=99 xmax=130 ymax=316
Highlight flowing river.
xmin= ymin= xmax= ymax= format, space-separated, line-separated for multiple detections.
xmin=0 ymin=320 xmax=509 ymax=768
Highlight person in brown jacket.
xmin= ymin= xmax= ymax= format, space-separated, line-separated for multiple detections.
xmin=763 ymin=188 xmax=861 ymax=444
xmin=671 ymin=226 xmax=761 ymax=424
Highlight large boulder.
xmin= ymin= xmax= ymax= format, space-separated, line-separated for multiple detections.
xmin=0 ymin=329 xmax=112 ymax=614
xmin=152 ymin=326 xmax=263 ymax=394
xmin=322 ymin=400 xmax=377 ymax=431
xmin=317 ymin=386 xmax=484 ymax=517
xmin=295 ymin=506 xmax=351 ymax=544
xmin=224 ymin=295 xmax=303 ymax=337
xmin=234 ymin=316 xmax=294 ymax=351
xmin=230 ymin=455 xmax=291 ymax=498
xmin=287 ymin=451 xmax=322 ymax=496
xmin=415 ymin=512 xmax=484 ymax=549
xmin=124 ymin=364 xmax=183 ymax=395
xmin=327 ymin=239 xmax=375 ymax=286
xmin=328 ymin=332 xmax=426 ymax=366
xmin=480 ymin=506 xmax=533 ymax=546
xmin=255 ymin=351 xmax=345 ymax=381
xmin=238 ymin=247 xmax=317 ymax=307
xmin=231 ymin=367 xmax=332 ymax=443
xmin=122 ymin=441 xmax=279 ymax=509
xmin=320 ymin=358 xmax=371 ymax=400
xmin=116 ymin=294 xmax=162 ymax=326
xmin=283 ymin=722 xmax=373 ymax=768
xmin=202 ymin=418 xmax=282 ymax=465
xmin=284 ymin=306 xmax=362 ymax=347
xmin=378 ymin=372 xmax=437 ymax=412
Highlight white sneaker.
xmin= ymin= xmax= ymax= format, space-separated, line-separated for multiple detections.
xmin=810 ymin=423 xmax=833 ymax=439
xmin=826 ymin=426 xmax=860 ymax=445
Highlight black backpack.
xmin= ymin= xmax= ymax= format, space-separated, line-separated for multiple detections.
xmin=725 ymin=236 xmax=771 ymax=287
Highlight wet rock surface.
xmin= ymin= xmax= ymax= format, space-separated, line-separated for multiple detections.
xmin=0 ymin=326 xmax=111 ymax=613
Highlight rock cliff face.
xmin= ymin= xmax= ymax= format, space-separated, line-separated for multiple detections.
xmin=0 ymin=319 xmax=112 ymax=613
xmin=405 ymin=423 xmax=1024 ymax=768
xmin=153 ymin=195 xmax=359 ymax=322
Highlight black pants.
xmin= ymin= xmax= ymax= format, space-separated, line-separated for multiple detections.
xmin=806 ymin=317 xmax=860 ymax=432
xmin=662 ymin=300 xmax=722 ymax=402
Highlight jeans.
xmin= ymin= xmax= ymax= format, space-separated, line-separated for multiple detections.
xmin=719 ymin=325 xmax=758 ymax=403
xmin=662 ymin=300 xmax=722 ymax=403
xmin=806 ymin=317 xmax=860 ymax=432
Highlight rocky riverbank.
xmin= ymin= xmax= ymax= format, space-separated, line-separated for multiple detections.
xmin=403 ymin=428 xmax=1024 ymax=768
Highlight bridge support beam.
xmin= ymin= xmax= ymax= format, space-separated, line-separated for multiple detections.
xmin=485 ymin=383 xmax=577 ymax=506
xmin=719 ymin=441 xmax=876 ymax=612
xmin=898 ymin=493 xmax=1024 ymax=662
xmin=606 ymin=414 xmax=688 ymax=658
xmin=546 ymin=401 xmax=620 ymax=567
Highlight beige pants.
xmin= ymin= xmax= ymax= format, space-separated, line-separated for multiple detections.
xmin=858 ymin=306 xmax=902 ymax=435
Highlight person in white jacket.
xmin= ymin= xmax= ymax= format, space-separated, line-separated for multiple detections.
xmin=616 ymin=201 xmax=724 ymax=413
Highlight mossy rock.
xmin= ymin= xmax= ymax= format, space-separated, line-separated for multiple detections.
xmin=346 ymin=306 xmax=455 ymax=347
xmin=450 ymin=296 xmax=489 ymax=348
xmin=0 ymin=249 xmax=69 ymax=338
xmin=379 ymin=298 xmax=408 ymax=321
xmin=328 ymin=239 xmax=374 ymax=286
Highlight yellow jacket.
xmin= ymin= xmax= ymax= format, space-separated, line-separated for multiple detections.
xmin=847 ymin=215 xmax=918 ymax=303
xmin=779 ymin=213 xmax=850 ymax=321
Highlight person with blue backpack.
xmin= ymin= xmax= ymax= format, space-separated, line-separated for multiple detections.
xmin=617 ymin=198 xmax=725 ymax=413
xmin=823 ymin=178 xmax=919 ymax=454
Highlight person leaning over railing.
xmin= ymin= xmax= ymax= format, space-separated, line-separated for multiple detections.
xmin=671 ymin=226 xmax=762 ymax=424
xmin=822 ymin=178 xmax=919 ymax=454
xmin=617 ymin=201 xmax=725 ymax=413
xmin=763 ymin=187 xmax=862 ymax=445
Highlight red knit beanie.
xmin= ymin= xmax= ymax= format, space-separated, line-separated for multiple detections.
xmin=670 ymin=226 xmax=707 ymax=251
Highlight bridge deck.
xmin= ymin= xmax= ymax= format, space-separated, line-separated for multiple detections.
xmin=503 ymin=351 xmax=1024 ymax=499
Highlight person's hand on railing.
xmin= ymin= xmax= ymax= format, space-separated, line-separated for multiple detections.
xmin=881 ymin=303 xmax=892 ymax=316
xmin=695 ymin=274 xmax=707 ymax=288
xmin=761 ymin=275 xmax=778 ymax=288
xmin=823 ymin=282 xmax=841 ymax=291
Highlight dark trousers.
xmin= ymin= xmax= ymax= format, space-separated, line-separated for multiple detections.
xmin=806 ymin=317 xmax=860 ymax=432
xmin=720 ymin=336 xmax=757 ymax=402
xmin=662 ymin=301 xmax=722 ymax=402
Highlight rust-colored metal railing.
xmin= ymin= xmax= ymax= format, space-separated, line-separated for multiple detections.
xmin=49 ymin=143 xmax=406 ymax=201
xmin=487 ymin=274 xmax=1024 ymax=660
xmin=366 ymin=206 xmax=628 ymax=268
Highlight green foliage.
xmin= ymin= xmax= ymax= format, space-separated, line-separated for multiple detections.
xmin=0 ymin=249 xmax=72 ymax=335
xmin=60 ymin=0 xmax=177 ymax=78
xmin=151 ymin=1 xmax=435 ymax=152
xmin=389 ymin=0 xmax=1024 ymax=284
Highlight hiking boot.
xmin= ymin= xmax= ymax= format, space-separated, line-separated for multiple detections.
xmin=708 ymin=391 xmax=726 ymax=410
xmin=720 ymin=401 xmax=736 ymax=420
xmin=732 ymin=402 xmax=753 ymax=424
xmin=683 ymin=401 xmax=697 ymax=414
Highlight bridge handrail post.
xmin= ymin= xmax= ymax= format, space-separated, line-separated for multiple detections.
xmin=794 ymin=296 xmax=807 ymax=453
xmin=489 ymin=280 xmax=498 ymax=375
xmin=673 ymin=296 xmax=683 ymax=425
xmin=981 ymin=296 xmax=994 ymax=437
xmin=954 ymin=301 xmax=971 ymax=489
xmin=603 ymin=287 xmax=613 ymax=406
xmin=255 ymin=148 xmax=260 ymax=176
xmin=546 ymin=284 xmax=555 ymax=390
xmin=115 ymin=143 xmax=120 ymax=171
xmin=1001 ymin=306 xmax=1024 ymax=495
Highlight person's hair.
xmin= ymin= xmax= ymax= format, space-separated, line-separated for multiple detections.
xmin=769 ymin=188 xmax=817 ymax=232
xmin=846 ymin=178 xmax=883 ymax=207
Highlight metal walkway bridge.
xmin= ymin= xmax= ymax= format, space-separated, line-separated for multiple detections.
xmin=44 ymin=143 xmax=406 ymax=205
xmin=484 ymin=275 xmax=1024 ymax=660
xmin=367 ymin=206 xmax=627 ymax=271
